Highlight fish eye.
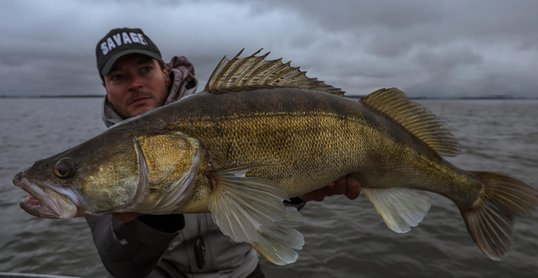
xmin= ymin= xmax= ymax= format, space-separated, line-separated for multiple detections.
xmin=54 ymin=158 xmax=76 ymax=179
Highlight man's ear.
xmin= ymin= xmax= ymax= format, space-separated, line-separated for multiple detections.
xmin=163 ymin=65 xmax=171 ymax=86
xmin=100 ymin=74 xmax=107 ymax=87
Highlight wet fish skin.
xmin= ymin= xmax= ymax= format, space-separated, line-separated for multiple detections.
xmin=13 ymin=50 xmax=538 ymax=265
xmin=171 ymin=88 xmax=471 ymax=206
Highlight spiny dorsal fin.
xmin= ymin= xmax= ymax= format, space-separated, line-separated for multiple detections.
xmin=361 ymin=88 xmax=460 ymax=156
xmin=205 ymin=49 xmax=345 ymax=96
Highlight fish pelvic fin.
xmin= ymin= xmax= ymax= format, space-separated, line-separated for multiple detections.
xmin=462 ymin=171 xmax=538 ymax=260
xmin=205 ymin=49 xmax=345 ymax=96
xmin=361 ymin=88 xmax=460 ymax=157
xmin=363 ymin=188 xmax=431 ymax=233
xmin=250 ymin=206 xmax=305 ymax=265
xmin=208 ymin=165 xmax=304 ymax=265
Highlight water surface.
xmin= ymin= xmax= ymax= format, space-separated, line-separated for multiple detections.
xmin=1 ymin=98 xmax=537 ymax=277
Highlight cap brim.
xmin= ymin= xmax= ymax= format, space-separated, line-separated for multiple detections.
xmin=100 ymin=49 xmax=162 ymax=77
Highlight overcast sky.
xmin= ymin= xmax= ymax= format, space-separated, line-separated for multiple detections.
xmin=1 ymin=0 xmax=537 ymax=98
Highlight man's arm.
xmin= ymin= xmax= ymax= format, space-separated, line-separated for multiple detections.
xmin=302 ymin=174 xmax=361 ymax=202
xmin=87 ymin=175 xmax=359 ymax=277
xmin=86 ymin=214 xmax=184 ymax=278
xmin=285 ymin=175 xmax=362 ymax=209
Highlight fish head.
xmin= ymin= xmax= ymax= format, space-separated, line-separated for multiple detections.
xmin=13 ymin=133 xmax=143 ymax=218
xmin=14 ymin=125 xmax=204 ymax=219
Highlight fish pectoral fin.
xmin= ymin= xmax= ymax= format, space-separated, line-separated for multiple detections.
xmin=363 ymin=187 xmax=431 ymax=233
xmin=208 ymin=166 xmax=304 ymax=265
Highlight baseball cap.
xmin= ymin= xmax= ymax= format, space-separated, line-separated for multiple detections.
xmin=96 ymin=27 xmax=162 ymax=77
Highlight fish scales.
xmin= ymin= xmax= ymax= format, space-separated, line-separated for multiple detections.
xmin=13 ymin=50 xmax=538 ymax=265
xmin=116 ymin=86 xmax=479 ymax=209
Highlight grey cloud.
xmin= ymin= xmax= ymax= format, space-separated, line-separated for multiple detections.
xmin=413 ymin=47 xmax=484 ymax=72
xmin=406 ymin=72 xmax=538 ymax=99
xmin=1 ymin=0 xmax=537 ymax=98
xmin=240 ymin=0 xmax=444 ymax=32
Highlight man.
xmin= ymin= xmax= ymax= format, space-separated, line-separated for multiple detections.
xmin=87 ymin=27 xmax=361 ymax=278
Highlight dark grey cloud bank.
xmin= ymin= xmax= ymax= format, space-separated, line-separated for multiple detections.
xmin=1 ymin=0 xmax=537 ymax=98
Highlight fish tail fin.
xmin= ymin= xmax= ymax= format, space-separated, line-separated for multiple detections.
xmin=462 ymin=171 xmax=538 ymax=260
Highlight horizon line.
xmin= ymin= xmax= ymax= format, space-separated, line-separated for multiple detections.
xmin=0 ymin=94 xmax=537 ymax=100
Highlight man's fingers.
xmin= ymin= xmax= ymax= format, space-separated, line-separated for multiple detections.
xmin=300 ymin=175 xmax=362 ymax=202
xmin=333 ymin=176 xmax=346 ymax=188
xmin=345 ymin=177 xmax=361 ymax=200
xmin=301 ymin=188 xmax=327 ymax=201
xmin=113 ymin=212 xmax=140 ymax=223
xmin=329 ymin=177 xmax=348 ymax=195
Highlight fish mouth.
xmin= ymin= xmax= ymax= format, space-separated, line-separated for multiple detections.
xmin=14 ymin=173 xmax=78 ymax=219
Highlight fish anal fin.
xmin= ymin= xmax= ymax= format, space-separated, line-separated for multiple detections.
xmin=205 ymin=49 xmax=345 ymax=96
xmin=361 ymin=88 xmax=460 ymax=156
xmin=208 ymin=165 xmax=304 ymax=265
xmin=363 ymin=187 xmax=431 ymax=233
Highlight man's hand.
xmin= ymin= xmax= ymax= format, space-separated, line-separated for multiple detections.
xmin=112 ymin=213 xmax=185 ymax=232
xmin=301 ymin=175 xmax=361 ymax=202
xmin=112 ymin=175 xmax=361 ymax=221
xmin=113 ymin=212 xmax=140 ymax=223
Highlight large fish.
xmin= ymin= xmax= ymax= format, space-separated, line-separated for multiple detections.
xmin=13 ymin=50 xmax=538 ymax=265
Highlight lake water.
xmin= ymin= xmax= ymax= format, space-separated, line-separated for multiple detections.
xmin=0 ymin=98 xmax=537 ymax=277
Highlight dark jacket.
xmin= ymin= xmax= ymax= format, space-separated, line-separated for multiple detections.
xmin=86 ymin=56 xmax=259 ymax=278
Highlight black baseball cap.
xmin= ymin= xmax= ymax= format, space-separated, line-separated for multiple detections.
xmin=96 ymin=27 xmax=162 ymax=77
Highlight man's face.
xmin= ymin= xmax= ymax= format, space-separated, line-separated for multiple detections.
xmin=104 ymin=54 xmax=169 ymax=118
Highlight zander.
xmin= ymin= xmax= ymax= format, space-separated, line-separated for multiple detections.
xmin=13 ymin=50 xmax=538 ymax=265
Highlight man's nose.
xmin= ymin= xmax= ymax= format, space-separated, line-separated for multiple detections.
xmin=128 ymin=75 xmax=144 ymax=90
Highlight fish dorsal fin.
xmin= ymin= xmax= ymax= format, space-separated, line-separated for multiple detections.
xmin=205 ymin=49 xmax=345 ymax=96
xmin=361 ymin=88 xmax=460 ymax=156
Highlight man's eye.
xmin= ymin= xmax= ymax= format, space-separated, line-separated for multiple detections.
xmin=140 ymin=66 xmax=153 ymax=73
xmin=109 ymin=74 xmax=123 ymax=81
